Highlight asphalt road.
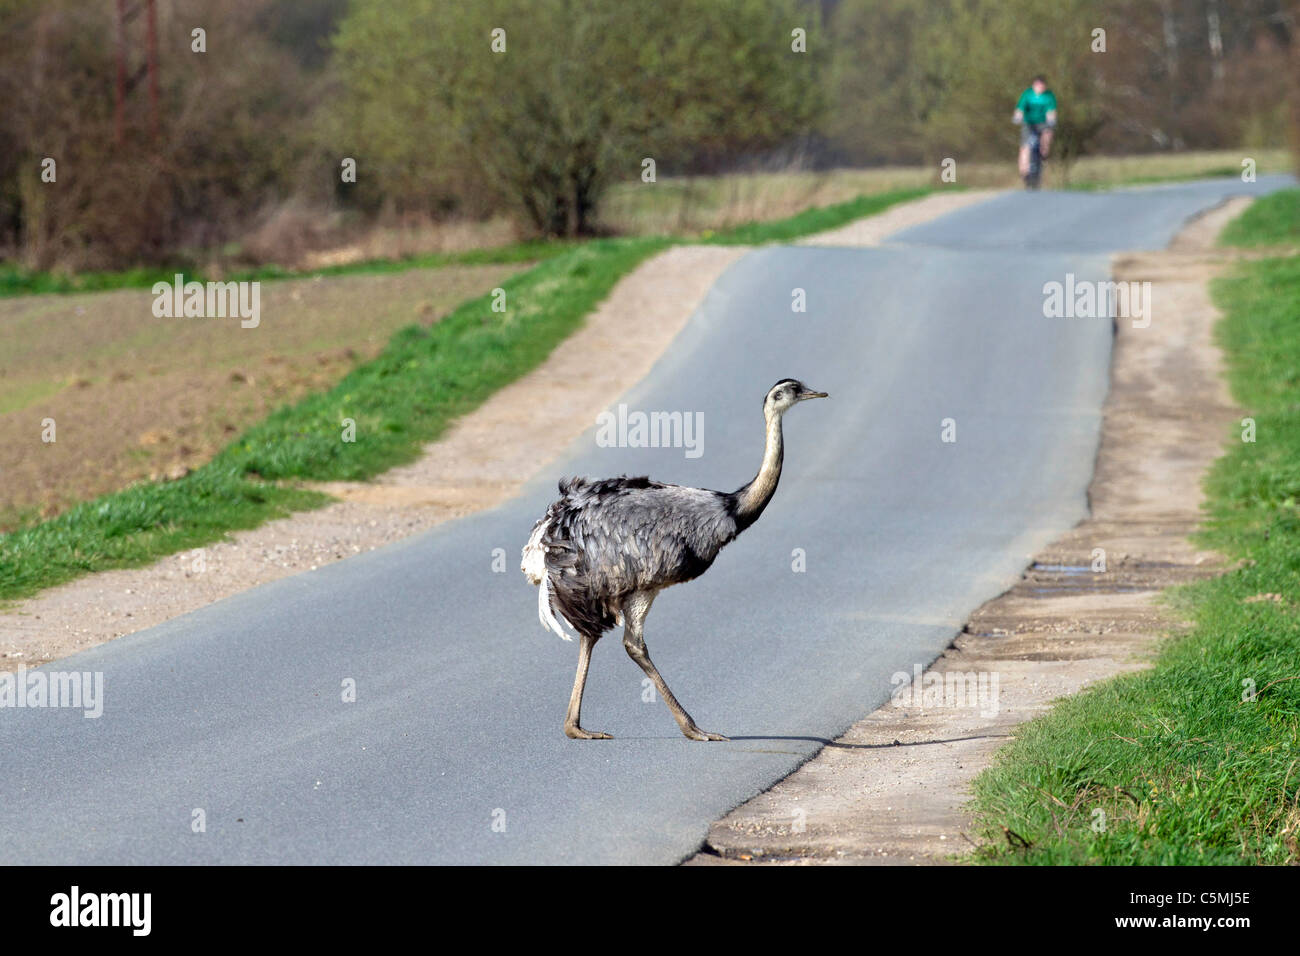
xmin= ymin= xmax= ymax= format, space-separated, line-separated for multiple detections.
xmin=2 ymin=175 xmax=1292 ymax=865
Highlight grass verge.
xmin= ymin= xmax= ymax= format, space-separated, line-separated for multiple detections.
xmin=0 ymin=238 xmax=577 ymax=299
xmin=703 ymin=188 xmax=931 ymax=245
xmin=969 ymin=189 xmax=1300 ymax=865
xmin=1064 ymin=168 xmax=1241 ymax=191
xmin=0 ymin=187 xmax=932 ymax=602
xmin=1218 ymin=188 xmax=1300 ymax=247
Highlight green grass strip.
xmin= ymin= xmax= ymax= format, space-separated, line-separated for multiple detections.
xmin=0 ymin=466 xmax=328 ymax=602
xmin=701 ymin=187 xmax=934 ymax=244
xmin=0 ymin=238 xmax=578 ymax=299
xmin=1063 ymin=168 xmax=1248 ymax=192
xmin=1219 ymin=187 xmax=1300 ymax=248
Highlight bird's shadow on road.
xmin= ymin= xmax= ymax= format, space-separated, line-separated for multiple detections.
xmin=728 ymin=734 xmax=1011 ymax=751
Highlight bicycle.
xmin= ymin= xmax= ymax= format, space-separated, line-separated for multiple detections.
xmin=1021 ymin=122 xmax=1046 ymax=190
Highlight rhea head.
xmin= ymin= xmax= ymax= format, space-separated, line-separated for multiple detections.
xmin=764 ymin=378 xmax=829 ymax=417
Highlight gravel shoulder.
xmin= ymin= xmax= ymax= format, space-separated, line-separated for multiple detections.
xmin=1 ymin=189 xmax=994 ymax=672
xmin=688 ymin=197 xmax=1253 ymax=865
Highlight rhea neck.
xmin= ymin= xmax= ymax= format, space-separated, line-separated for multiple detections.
xmin=732 ymin=405 xmax=784 ymax=532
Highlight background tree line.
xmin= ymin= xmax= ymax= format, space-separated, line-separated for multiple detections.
xmin=0 ymin=0 xmax=1294 ymax=272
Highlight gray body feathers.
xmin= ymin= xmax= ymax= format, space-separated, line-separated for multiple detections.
xmin=522 ymin=475 xmax=739 ymax=639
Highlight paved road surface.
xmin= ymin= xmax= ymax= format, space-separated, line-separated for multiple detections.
xmin=1 ymin=176 xmax=1292 ymax=864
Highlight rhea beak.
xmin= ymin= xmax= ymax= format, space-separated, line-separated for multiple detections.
xmin=801 ymin=389 xmax=829 ymax=400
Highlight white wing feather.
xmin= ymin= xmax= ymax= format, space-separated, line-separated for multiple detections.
xmin=521 ymin=516 xmax=575 ymax=641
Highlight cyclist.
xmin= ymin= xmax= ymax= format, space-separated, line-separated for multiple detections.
xmin=1012 ymin=75 xmax=1057 ymax=184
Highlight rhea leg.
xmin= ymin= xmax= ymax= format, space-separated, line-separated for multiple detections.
xmin=564 ymin=632 xmax=611 ymax=740
xmin=622 ymin=592 xmax=727 ymax=742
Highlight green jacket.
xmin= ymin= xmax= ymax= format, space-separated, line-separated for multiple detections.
xmin=1016 ymin=87 xmax=1057 ymax=125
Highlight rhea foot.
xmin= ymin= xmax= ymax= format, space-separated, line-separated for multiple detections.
xmin=565 ymin=724 xmax=612 ymax=740
xmin=683 ymin=725 xmax=729 ymax=742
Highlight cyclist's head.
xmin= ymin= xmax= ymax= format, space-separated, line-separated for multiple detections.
xmin=1031 ymin=75 xmax=1047 ymax=92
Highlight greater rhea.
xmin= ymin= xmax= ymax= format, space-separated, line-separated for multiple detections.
xmin=521 ymin=379 xmax=827 ymax=740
